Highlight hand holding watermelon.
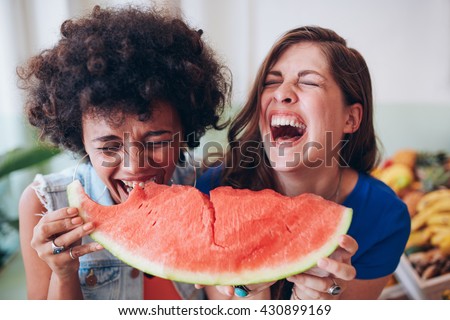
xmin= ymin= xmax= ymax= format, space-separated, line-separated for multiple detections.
xmin=196 ymin=234 xmax=357 ymax=300
xmin=287 ymin=234 xmax=358 ymax=300
xmin=27 ymin=205 xmax=103 ymax=280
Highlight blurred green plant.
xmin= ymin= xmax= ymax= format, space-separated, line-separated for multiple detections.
xmin=0 ymin=145 xmax=60 ymax=266
xmin=416 ymin=151 xmax=450 ymax=192
xmin=0 ymin=146 xmax=60 ymax=179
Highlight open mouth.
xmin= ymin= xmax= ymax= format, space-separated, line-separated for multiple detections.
xmin=270 ymin=114 xmax=306 ymax=145
xmin=116 ymin=175 xmax=164 ymax=198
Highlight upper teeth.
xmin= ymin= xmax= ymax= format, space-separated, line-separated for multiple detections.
xmin=122 ymin=177 xmax=158 ymax=189
xmin=271 ymin=115 xmax=306 ymax=129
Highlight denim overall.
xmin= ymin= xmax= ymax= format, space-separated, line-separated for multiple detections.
xmin=33 ymin=163 xmax=204 ymax=299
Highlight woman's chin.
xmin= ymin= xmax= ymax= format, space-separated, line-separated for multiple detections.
xmin=268 ymin=150 xmax=326 ymax=171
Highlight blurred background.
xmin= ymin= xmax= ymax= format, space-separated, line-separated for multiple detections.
xmin=0 ymin=0 xmax=449 ymax=299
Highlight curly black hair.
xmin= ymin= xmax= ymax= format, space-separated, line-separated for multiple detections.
xmin=18 ymin=5 xmax=231 ymax=153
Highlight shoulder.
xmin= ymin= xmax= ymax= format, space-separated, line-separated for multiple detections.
xmin=346 ymin=172 xmax=408 ymax=213
xmin=196 ymin=165 xmax=223 ymax=195
xmin=172 ymin=162 xmax=196 ymax=186
xmin=35 ymin=166 xmax=78 ymax=189
xmin=25 ymin=163 xmax=95 ymax=212
xmin=37 ymin=162 xmax=100 ymax=189
xmin=31 ymin=166 xmax=78 ymax=211
xmin=346 ymin=172 xmax=410 ymax=232
xmin=345 ymin=172 xmax=411 ymax=279
xmin=19 ymin=182 xmax=45 ymax=218
xmin=349 ymin=173 xmax=411 ymax=240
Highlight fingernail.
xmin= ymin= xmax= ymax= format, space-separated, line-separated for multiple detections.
xmin=318 ymin=258 xmax=329 ymax=268
xmin=288 ymin=275 xmax=303 ymax=284
xmin=83 ymin=222 xmax=94 ymax=231
xmin=71 ymin=217 xmax=82 ymax=225
xmin=67 ymin=207 xmax=78 ymax=215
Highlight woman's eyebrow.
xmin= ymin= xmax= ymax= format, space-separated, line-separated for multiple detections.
xmin=298 ymin=70 xmax=326 ymax=79
xmin=142 ymin=130 xmax=172 ymax=140
xmin=142 ymin=130 xmax=173 ymax=139
xmin=91 ymin=130 xmax=174 ymax=143
xmin=266 ymin=70 xmax=325 ymax=79
xmin=266 ymin=70 xmax=282 ymax=77
xmin=91 ymin=135 xmax=121 ymax=142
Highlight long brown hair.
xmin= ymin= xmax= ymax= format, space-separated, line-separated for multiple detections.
xmin=222 ymin=26 xmax=380 ymax=193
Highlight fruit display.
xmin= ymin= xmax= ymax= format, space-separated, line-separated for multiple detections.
xmin=67 ymin=180 xmax=352 ymax=285
xmin=373 ymin=150 xmax=450 ymax=283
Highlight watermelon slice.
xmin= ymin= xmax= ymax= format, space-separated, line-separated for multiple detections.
xmin=67 ymin=180 xmax=352 ymax=285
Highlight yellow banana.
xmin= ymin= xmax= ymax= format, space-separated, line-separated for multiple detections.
xmin=426 ymin=224 xmax=450 ymax=235
xmin=416 ymin=189 xmax=450 ymax=212
xmin=412 ymin=198 xmax=450 ymax=231
xmin=438 ymin=234 xmax=450 ymax=254
xmin=427 ymin=212 xmax=450 ymax=226
xmin=425 ymin=197 xmax=450 ymax=213
xmin=412 ymin=208 xmax=436 ymax=231
xmin=406 ymin=229 xmax=432 ymax=249
xmin=431 ymin=229 xmax=450 ymax=246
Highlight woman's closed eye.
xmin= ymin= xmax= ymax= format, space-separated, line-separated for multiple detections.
xmin=145 ymin=140 xmax=172 ymax=149
xmin=299 ymin=81 xmax=319 ymax=87
xmin=263 ymin=80 xmax=282 ymax=88
xmin=97 ymin=142 xmax=123 ymax=152
xmin=298 ymin=72 xmax=324 ymax=87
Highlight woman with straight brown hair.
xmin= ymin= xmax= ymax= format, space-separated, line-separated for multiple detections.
xmin=197 ymin=26 xmax=410 ymax=300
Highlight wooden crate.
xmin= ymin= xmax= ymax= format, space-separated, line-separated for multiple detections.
xmin=395 ymin=254 xmax=450 ymax=299
xmin=379 ymin=283 xmax=408 ymax=300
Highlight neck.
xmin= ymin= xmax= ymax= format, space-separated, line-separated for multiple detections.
xmin=274 ymin=167 xmax=343 ymax=201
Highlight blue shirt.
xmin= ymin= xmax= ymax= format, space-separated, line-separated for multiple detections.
xmin=196 ymin=167 xmax=411 ymax=280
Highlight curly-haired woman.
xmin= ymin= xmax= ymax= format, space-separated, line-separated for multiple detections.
xmin=18 ymin=5 xmax=230 ymax=300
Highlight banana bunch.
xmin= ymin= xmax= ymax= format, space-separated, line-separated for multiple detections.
xmin=376 ymin=150 xmax=450 ymax=283
xmin=408 ymin=189 xmax=450 ymax=254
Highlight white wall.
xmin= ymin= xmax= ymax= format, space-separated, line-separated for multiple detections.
xmin=180 ymin=0 xmax=450 ymax=157
xmin=181 ymin=0 xmax=450 ymax=105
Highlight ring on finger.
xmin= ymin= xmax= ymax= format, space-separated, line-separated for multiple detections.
xmin=327 ymin=279 xmax=342 ymax=296
xmin=69 ymin=247 xmax=76 ymax=260
xmin=51 ymin=239 xmax=65 ymax=255
xmin=234 ymin=285 xmax=251 ymax=298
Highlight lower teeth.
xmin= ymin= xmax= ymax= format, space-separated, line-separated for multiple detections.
xmin=126 ymin=187 xmax=133 ymax=193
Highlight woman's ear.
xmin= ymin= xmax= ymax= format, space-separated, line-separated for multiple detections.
xmin=343 ymin=103 xmax=363 ymax=134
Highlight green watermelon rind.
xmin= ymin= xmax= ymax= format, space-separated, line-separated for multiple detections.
xmin=67 ymin=180 xmax=353 ymax=285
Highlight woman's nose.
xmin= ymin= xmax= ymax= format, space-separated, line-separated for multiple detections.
xmin=273 ymin=82 xmax=298 ymax=104
xmin=122 ymin=141 xmax=146 ymax=173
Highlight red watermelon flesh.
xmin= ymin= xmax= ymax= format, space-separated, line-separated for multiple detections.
xmin=67 ymin=180 xmax=352 ymax=285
